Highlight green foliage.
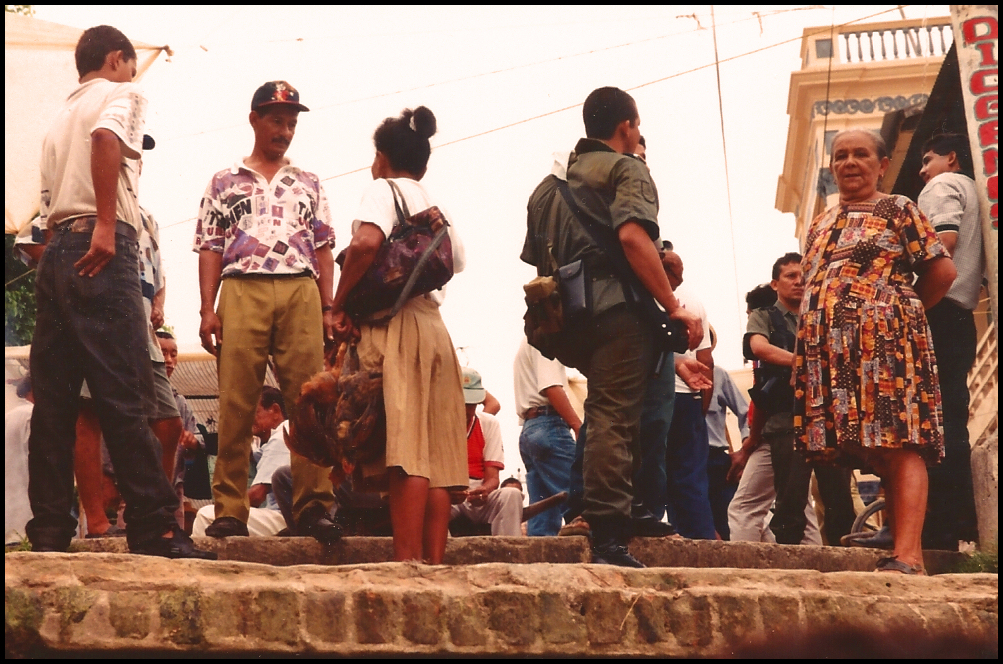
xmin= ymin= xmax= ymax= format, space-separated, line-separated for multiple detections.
xmin=5 ymin=234 xmax=36 ymax=346
xmin=4 ymin=5 xmax=35 ymax=16
xmin=953 ymin=544 xmax=998 ymax=574
xmin=5 ymin=535 xmax=32 ymax=553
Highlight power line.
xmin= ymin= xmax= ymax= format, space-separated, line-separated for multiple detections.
xmin=709 ymin=5 xmax=744 ymax=359
xmin=158 ymin=6 xmax=829 ymax=144
xmin=158 ymin=5 xmax=907 ymax=232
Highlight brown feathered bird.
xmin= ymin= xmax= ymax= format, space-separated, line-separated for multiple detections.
xmin=285 ymin=342 xmax=385 ymax=485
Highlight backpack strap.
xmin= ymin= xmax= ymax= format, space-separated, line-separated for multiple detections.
xmin=767 ymin=306 xmax=796 ymax=352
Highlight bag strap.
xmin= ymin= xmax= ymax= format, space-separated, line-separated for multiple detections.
xmin=364 ymin=181 xmax=451 ymax=326
xmin=553 ymin=175 xmax=679 ymax=363
xmin=553 ymin=176 xmax=652 ymax=312
xmin=387 ymin=179 xmax=411 ymax=226
xmin=767 ymin=305 xmax=795 ymax=352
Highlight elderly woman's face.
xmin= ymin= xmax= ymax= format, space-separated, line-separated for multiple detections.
xmin=830 ymin=132 xmax=889 ymax=203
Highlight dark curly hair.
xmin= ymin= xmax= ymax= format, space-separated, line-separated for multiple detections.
xmin=772 ymin=252 xmax=803 ymax=281
xmin=922 ymin=133 xmax=975 ymax=177
xmin=259 ymin=386 xmax=286 ymax=418
xmin=75 ymin=25 xmax=136 ymax=78
xmin=745 ymin=283 xmax=777 ymax=311
xmin=373 ymin=106 xmax=437 ymax=176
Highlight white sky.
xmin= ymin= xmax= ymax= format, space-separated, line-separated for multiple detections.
xmin=30 ymin=4 xmax=950 ymax=481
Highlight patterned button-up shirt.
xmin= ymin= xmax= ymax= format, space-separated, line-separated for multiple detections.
xmin=193 ymin=160 xmax=333 ymax=278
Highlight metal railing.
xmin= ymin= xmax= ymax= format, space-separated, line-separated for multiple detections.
xmin=968 ymin=323 xmax=998 ymax=448
xmin=839 ymin=21 xmax=953 ymax=63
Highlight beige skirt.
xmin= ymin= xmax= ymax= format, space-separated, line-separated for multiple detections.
xmin=356 ymin=296 xmax=468 ymax=489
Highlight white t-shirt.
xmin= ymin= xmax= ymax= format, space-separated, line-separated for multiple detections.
xmin=467 ymin=411 xmax=505 ymax=490
xmin=40 ymin=79 xmax=147 ymax=232
xmin=918 ymin=172 xmax=985 ymax=311
xmin=5 ymin=402 xmax=33 ymax=544
xmin=513 ymin=337 xmax=569 ymax=420
xmin=252 ymin=421 xmax=291 ymax=510
xmin=674 ymin=283 xmax=712 ymax=395
xmin=353 ymin=177 xmax=465 ymax=305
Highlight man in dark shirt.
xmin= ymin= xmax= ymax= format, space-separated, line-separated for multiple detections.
xmin=746 ymin=253 xmax=853 ymax=545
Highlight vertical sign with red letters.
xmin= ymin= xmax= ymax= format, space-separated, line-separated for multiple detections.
xmin=951 ymin=4 xmax=999 ymax=325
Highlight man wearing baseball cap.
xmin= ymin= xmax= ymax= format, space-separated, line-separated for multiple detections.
xmin=450 ymin=369 xmax=523 ymax=536
xmin=194 ymin=81 xmax=338 ymax=541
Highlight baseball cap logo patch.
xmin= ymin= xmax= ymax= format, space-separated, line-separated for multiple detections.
xmin=251 ymin=80 xmax=310 ymax=112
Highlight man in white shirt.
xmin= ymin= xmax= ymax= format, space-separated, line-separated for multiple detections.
xmin=27 ymin=26 xmax=211 ymax=559
xmin=193 ymin=387 xmax=291 ymax=537
xmin=705 ymin=364 xmax=749 ymax=540
xmin=513 ymin=338 xmax=581 ymax=536
xmin=6 ymin=376 xmax=34 ymax=545
xmin=451 ymin=369 xmax=523 ymax=536
xmin=917 ymin=132 xmax=984 ymax=550
xmin=661 ymin=248 xmax=717 ymax=539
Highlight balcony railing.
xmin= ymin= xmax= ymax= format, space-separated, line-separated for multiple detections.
xmin=839 ymin=21 xmax=953 ymax=63
xmin=968 ymin=323 xmax=998 ymax=448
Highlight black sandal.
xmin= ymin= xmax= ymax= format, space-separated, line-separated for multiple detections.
xmin=875 ymin=556 xmax=925 ymax=575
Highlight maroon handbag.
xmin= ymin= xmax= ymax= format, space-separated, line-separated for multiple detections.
xmin=336 ymin=180 xmax=453 ymax=322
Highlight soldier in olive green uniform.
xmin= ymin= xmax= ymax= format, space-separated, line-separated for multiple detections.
xmin=521 ymin=87 xmax=701 ymax=567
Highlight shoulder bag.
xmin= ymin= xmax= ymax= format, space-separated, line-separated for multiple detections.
xmin=336 ymin=179 xmax=453 ymax=323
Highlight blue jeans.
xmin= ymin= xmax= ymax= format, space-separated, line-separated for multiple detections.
xmin=664 ymin=392 xmax=716 ymax=539
xmin=519 ymin=414 xmax=576 ymax=536
xmin=27 ymin=225 xmax=179 ymax=550
xmin=564 ymin=419 xmax=587 ymax=523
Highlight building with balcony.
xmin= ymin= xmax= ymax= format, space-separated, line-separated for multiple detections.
xmin=775 ymin=17 xmax=953 ymax=246
xmin=775 ymin=13 xmax=997 ymax=547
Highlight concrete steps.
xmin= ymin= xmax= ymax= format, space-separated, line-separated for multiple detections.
xmin=69 ymin=534 xmax=969 ymax=574
xmin=5 ymin=548 xmax=997 ymax=657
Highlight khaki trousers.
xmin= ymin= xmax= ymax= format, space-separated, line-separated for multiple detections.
xmin=213 ymin=276 xmax=333 ymax=525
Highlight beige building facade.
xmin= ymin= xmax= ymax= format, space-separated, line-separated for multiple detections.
xmin=775 ymin=17 xmax=953 ymax=247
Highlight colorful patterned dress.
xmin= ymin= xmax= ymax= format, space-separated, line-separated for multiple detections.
xmin=794 ymin=195 xmax=947 ymax=466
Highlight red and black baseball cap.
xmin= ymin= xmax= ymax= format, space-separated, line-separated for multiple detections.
xmin=251 ymin=81 xmax=310 ymax=112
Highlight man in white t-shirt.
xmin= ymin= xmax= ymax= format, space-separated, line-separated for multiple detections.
xmin=917 ymin=132 xmax=984 ymax=550
xmin=193 ymin=387 xmax=290 ymax=537
xmin=513 ymin=338 xmax=581 ymax=536
xmin=660 ymin=249 xmax=717 ymax=539
xmin=6 ymin=376 xmax=34 ymax=545
xmin=450 ymin=369 xmax=523 ymax=536
xmin=26 ymin=26 xmax=211 ymax=559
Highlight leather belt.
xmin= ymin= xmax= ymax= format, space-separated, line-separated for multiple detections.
xmin=522 ymin=405 xmax=559 ymax=421
xmin=57 ymin=216 xmax=137 ymax=242
xmin=225 ymin=271 xmax=311 ymax=280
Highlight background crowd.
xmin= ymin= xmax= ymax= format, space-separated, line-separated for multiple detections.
xmin=5 ymin=25 xmax=985 ymax=574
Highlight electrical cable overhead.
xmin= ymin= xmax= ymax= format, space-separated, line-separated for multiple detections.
xmin=817 ymin=6 xmax=838 ymax=219
xmin=157 ymin=5 xmax=908 ymax=233
xmin=158 ymin=6 xmax=830 ymax=144
xmin=709 ymin=5 xmax=745 ymax=356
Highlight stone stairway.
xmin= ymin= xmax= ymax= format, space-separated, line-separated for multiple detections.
xmin=5 ymin=537 xmax=997 ymax=657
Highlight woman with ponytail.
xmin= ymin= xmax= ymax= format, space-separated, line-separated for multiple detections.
xmin=330 ymin=107 xmax=467 ymax=563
